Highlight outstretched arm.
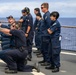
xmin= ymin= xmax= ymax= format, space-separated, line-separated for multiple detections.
xmin=0 ymin=27 xmax=12 ymax=36
xmin=19 ymin=19 xmax=24 ymax=23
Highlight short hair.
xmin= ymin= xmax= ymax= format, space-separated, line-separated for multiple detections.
xmin=50 ymin=11 xmax=60 ymax=19
xmin=13 ymin=22 xmax=22 ymax=29
xmin=36 ymin=13 xmax=42 ymax=18
xmin=34 ymin=8 xmax=40 ymax=13
xmin=41 ymin=3 xmax=49 ymax=9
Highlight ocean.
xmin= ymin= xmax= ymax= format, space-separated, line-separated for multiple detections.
xmin=58 ymin=18 xmax=76 ymax=51
xmin=0 ymin=18 xmax=76 ymax=51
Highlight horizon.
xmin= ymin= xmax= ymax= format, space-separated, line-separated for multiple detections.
xmin=0 ymin=17 xmax=76 ymax=19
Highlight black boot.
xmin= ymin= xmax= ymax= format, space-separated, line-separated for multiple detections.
xmin=36 ymin=53 xmax=41 ymax=55
xmin=5 ymin=68 xmax=17 ymax=74
xmin=41 ymin=62 xmax=50 ymax=66
xmin=38 ymin=60 xmax=45 ymax=63
xmin=37 ymin=54 xmax=43 ymax=57
xmin=45 ymin=65 xmax=55 ymax=70
xmin=52 ymin=67 xmax=59 ymax=73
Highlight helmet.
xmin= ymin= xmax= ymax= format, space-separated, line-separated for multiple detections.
xmin=23 ymin=7 xmax=30 ymax=13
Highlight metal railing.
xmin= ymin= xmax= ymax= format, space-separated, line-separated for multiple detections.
xmin=61 ymin=26 xmax=76 ymax=51
xmin=0 ymin=25 xmax=76 ymax=51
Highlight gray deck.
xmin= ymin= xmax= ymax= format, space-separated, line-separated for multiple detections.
xmin=0 ymin=47 xmax=76 ymax=75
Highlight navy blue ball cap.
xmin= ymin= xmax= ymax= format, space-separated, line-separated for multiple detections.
xmin=22 ymin=9 xmax=27 ymax=13
xmin=6 ymin=15 xmax=13 ymax=19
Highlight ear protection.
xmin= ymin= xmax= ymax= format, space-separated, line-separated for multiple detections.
xmin=24 ymin=7 xmax=30 ymax=13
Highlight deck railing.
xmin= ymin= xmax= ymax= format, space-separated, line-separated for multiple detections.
xmin=61 ymin=26 xmax=76 ymax=51
xmin=0 ymin=25 xmax=76 ymax=51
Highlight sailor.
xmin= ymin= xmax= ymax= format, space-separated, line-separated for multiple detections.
xmin=39 ymin=3 xmax=51 ymax=66
xmin=0 ymin=16 xmax=15 ymax=50
xmin=45 ymin=11 xmax=61 ymax=73
xmin=19 ymin=7 xmax=34 ymax=61
xmin=35 ymin=13 xmax=44 ymax=57
xmin=19 ymin=9 xmax=27 ymax=32
xmin=34 ymin=8 xmax=41 ymax=53
xmin=0 ymin=22 xmax=28 ymax=73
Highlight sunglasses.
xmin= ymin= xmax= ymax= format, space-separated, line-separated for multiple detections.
xmin=41 ymin=7 xmax=44 ymax=9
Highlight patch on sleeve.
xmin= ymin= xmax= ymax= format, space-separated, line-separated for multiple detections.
xmin=45 ymin=16 xmax=47 ymax=20
xmin=26 ymin=19 xmax=29 ymax=22
xmin=53 ymin=23 xmax=57 ymax=26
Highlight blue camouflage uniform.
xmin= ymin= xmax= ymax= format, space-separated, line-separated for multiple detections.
xmin=34 ymin=19 xmax=39 ymax=48
xmin=34 ymin=19 xmax=38 ymax=30
xmin=0 ymin=29 xmax=28 ymax=71
xmin=21 ymin=14 xmax=34 ymax=56
xmin=26 ymin=14 xmax=34 ymax=56
xmin=34 ymin=19 xmax=44 ymax=50
xmin=41 ymin=11 xmax=51 ymax=63
xmin=50 ymin=20 xmax=61 ymax=68
xmin=20 ymin=16 xmax=27 ymax=32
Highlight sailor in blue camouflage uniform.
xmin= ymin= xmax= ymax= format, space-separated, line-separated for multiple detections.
xmin=19 ymin=7 xmax=34 ymax=61
xmin=25 ymin=7 xmax=34 ymax=61
xmin=34 ymin=8 xmax=40 ymax=31
xmin=34 ymin=8 xmax=41 ymax=53
xmin=0 ymin=22 xmax=28 ymax=74
xmin=0 ymin=16 xmax=15 ymax=50
xmin=45 ymin=11 xmax=61 ymax=73
xmin=39 ymin=3 xmax=51 ymax=66
xmin=35 ymin=13 xmax=44 ymax=57
xmin=19 ymin=10 xmax=27 ymax=32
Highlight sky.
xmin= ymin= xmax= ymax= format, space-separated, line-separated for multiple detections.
xmin=0 ymin=0 xmax=76 ymax=18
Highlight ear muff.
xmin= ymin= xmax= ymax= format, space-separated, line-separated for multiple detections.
xmin=26 ymin=8 xmax=29 ymax=13
xmin=24 ymin=7 xmax=30 ymax=13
